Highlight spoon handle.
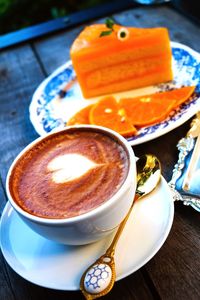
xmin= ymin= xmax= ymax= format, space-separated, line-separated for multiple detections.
xmin=106 ymin=194 xmax=139 ymax=257
xmin=80 ymin=155 xmax=161 ymax=300
xmin=80 ymin=194 xmax=139 ymax=300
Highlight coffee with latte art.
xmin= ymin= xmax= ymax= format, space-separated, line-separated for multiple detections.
xmin=9 ymin=128 xmax=129 ymax=219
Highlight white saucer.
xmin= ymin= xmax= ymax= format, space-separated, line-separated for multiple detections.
xmin=0 ymin=177 xmax=174 ymax=291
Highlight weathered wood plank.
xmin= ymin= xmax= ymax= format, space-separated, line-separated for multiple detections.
xmin=0 ymin=254 xmax=15 ymax=300
xmin=0 ymin=181 xmax=15 ymax=300
xmin=113 ymin=5 xmax=200 ymax=52
xmin=33 ymin=18 xmax=105 ymax=75
xmin=32 ymin=26 xmax=85 ymax=75
xmin=145 ymin=204 xmax=200 ymax=300
xmin=0 ymin=45 xmax=44 ymax=184
xmin=0 ymin=45 xmax=50 ymax=300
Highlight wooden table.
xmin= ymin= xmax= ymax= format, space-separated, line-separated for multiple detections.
xmin=0 ymin=3 xmax=200 ymax=300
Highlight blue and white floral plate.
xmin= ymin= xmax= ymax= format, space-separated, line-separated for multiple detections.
xmin=29 ymin=41 xmax=200 ymax=145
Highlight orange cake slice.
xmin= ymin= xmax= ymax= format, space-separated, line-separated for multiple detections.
xmin=70 ymin=24 xmax=173 ymax=98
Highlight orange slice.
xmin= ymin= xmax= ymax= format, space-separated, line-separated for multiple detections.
xmin=120 ymin=97 xmax=175 ymax=126
xmin=67 ymin=104 xmax=93 ymax=125
xmin=170 ymin=86 xmax=196 ymax=108
xmin=89 ymin=96 xmax=137 ymax=137
xmin=120 ymin=86 xmax=195 ymax=126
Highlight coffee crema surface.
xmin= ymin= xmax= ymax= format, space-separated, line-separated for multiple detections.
xmin=10 ymin=129 xmax=129 ymax=219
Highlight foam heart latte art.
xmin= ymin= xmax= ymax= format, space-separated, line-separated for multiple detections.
xmin=48 ymin=153 xmax=99 ymax=183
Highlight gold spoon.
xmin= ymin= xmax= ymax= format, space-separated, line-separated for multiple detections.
xmin=80 ymin=154 xmax=161 ymax=299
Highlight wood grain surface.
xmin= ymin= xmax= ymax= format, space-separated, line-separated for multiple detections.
xmin=0 ymin=4 xmax=200 ymax=300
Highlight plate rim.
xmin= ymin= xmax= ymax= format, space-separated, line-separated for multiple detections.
xmin=0 ymin=177 xmax=174 ymax=291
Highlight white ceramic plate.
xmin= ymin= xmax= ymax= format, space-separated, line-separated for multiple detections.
xmin=0 ymin=177 xmax=174 ymax=290
xmin=29 ymin=41 xmax=200 ymax=145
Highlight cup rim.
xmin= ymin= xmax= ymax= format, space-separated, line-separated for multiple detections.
xmin=6 ymin=125 xmax=136 ymax=225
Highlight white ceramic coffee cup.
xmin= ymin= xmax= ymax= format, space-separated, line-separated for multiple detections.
xmin=6 ymin=125 xmax=136 ymax=245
